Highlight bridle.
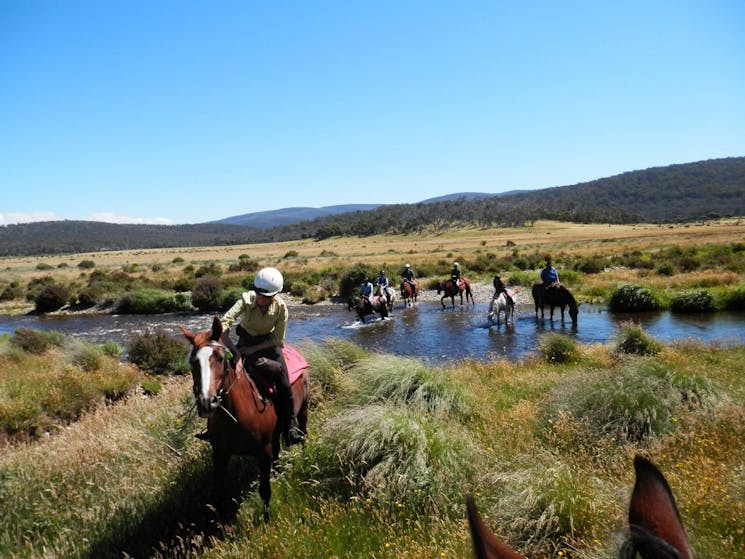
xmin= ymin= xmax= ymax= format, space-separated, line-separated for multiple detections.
xmin=189 ymin=341 xmax=236 ymax=408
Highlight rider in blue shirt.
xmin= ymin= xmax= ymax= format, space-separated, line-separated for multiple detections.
xmin=376 ymin=270 xmax=391 ymax=306
xmin=360 ymin=276 xmax=374 ymax=301
xmin=540 ymin=259 xmax=560 ymax=288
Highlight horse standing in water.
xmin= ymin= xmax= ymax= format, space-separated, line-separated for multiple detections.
xmin=487 ymin=292 xmax=514 ymax=327
xmin=375 ymin=284 xmax=396 ymax=312
xmin=437 ymin=278 xmax=475 ymax=309
xmin=181 ymin=317 xmax=309 ymax=520
xmin=400 ymin=280 xmax=418 ymax=307
xmin=347 ymin=295 xmax=389 ymax=323
xmin=467 ymin=455 xmax=693 ymax=559
xmin=531 ymin=282 xmax=579 ymax=325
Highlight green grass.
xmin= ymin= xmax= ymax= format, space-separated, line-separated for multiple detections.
xmin=1 ymin=336 xmax=745 ymax=558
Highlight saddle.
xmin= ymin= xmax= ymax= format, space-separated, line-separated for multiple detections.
xmin=242 ymin=344 xmax=309 ymax=400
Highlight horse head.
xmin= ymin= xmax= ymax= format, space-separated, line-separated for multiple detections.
xmin=467 ymin=455 xmax=692 ymax=559
xmin=181 ymin=316 xmax=231 ymax=417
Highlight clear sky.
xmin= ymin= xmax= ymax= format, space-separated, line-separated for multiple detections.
xmin=2 ymin=1 xmax=744 ymax=226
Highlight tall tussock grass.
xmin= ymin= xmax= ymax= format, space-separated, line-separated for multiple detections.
xmin=346 ymin=354 xmax=473 ymax=419
xmin=305 ymin=404 xmax=481 ymax=515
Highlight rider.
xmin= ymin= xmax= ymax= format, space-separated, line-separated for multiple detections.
xmin=493 ymin=273 xmax=514 ymax=306
xmin=376 ymin=269 xmax=391 ymax=306
xmin=220 ymin=267 xmax=304 ymax=446
xmin=401 ymin=263 xmax=416 ymax=290
xmin=450 ymin=261 xmax=463 ymax=288
xmin=360 ymin=275 xmax=374 ymax=302
xmin=541 ymin=258 xmax=560 ymax=289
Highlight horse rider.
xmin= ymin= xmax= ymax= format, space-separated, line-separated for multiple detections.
xmin=401 ymin=263 xmax=417 ymax=290
xmin=541 ymin=258 xmax=561 ymax=290
xmin=450 ymin=261 xmax=463 ymax=288
xmin=376 ymin=269 xmax=392 ymax=306
xmin=493 ymin=273 xmax=514 ymax=306
xmin=219 ymin=266 xmax=304 ymax=446
xmin=360 ymin=275 xmax=374 ymax=302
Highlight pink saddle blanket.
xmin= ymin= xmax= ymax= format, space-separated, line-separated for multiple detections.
xmin=282 ymin=344 xmax=309 ymax=385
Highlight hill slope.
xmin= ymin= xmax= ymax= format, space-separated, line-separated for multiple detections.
xmin=1 ymin=157 xmax=743 ymax=256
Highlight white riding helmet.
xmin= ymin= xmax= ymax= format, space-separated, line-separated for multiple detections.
xmin=453 ymin=261 xmax=460 ymax=267
xmin=404 ymin=263 xmax=410 ymax=268
xmin=254 ymin=267 xmax=283 ymax=296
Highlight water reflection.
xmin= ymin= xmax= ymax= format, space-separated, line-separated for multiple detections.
xmin=0 ymin=301 xmax=743 ymax=364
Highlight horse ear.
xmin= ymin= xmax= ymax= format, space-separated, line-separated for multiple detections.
xmin=466 ymin=496 xmax=526 ymax=559
xmin=627 ymin=455 xmax=692 ymax=559
xmin=180 ymin=326 xmax=196 ymax=344
xmin=210 ymin=316 xmax=223 ymax=341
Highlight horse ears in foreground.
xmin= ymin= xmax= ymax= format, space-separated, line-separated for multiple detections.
xmin=467 ymin=455 xmax=691 ymax=559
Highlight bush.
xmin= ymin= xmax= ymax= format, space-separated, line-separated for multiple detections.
xmin=191 ymin=276 xmax=224 ymax=311
xmin=69 ymin=344 xmax=104 ymax=372
xmin=127 ymin=330 xmax=189 ymax=375
xmin=34 ymin=284 xmax=71 ymax=313
xmin=539 ymin=333 xmax=580 ymax=364
xmin=670 ymin=289 xmax=715 ymax=313
xmin=99 ymin=341 xmax=123 ymax=357
xmin=608 ymin=284 xmax=661 ymax=312
xmin=116 ymin=289 xmax=193 ymax=314
xmin=338 ymin=265 xmax=376 ymax=298
xmin=10 ymin=328 xmax=65 ymax=354
xmin=722 ymin=284 xmax=745 ymax=310
xmin=614 ymin=321 xmax=661 ymax=356
xmin=78 ymin=260 xmax=95 ymax=269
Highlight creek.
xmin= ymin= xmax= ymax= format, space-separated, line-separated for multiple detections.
xmin=1 ymin=301 xmax=743 ymax=364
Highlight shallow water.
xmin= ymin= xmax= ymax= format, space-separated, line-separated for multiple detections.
xmin=1 ymin=301 xmax=743 ymax=364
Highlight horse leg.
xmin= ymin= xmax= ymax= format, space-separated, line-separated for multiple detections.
xmin=211 ymin=446 xmax=230 ymax=510
xmin=258 ymin=444 xmax=273 ymax=522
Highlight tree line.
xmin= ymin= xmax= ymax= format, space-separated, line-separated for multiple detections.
xmin=1 ymin=157 xmax=743 ymax=256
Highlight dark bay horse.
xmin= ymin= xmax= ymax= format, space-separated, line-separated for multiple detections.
xmin=181 ymin=317 xmax=309 ymax=520
xmin=347 ymin=295 xmax=389 ymax=323
xmin=436 ymin=278 xmax=474 ymax=309
xmin=531 ymin=282 xmax=579 ymax=325
xmin=467 ymin=455 xmax=692 ymax=559
xmin=400 ymin=280 xmax=418 ymax=307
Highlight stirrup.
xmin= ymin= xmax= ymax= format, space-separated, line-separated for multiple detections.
xmin=285 ymin=426 xmax=305 ymax=445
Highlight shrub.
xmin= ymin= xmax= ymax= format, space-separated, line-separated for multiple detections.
xmin=116 ymin=289 xmax=193 ymax=314
xmin=77 ymin=283 xmax=109 ymax=307
xmin=670 ymin=289 xmax=715 ymax=313
xmin=69 ymin=344 xmax=104 ymax=372
xmin=191 ymin=276 xmax=224 ymax=311
xmin=35 ymin=262 xmax=53 ymax=271
xmin=34 ymin=284 xmax=71 ymax=313
xmin=338 ymin=265 xmax=376 ymax=298
xmin=284 ymin=250 xmax=299 ymax=258
xmin=99 ymin=341 xmax=123 ymax=357
xmin=127 ymin=330 xmax=189 ymax=375
xmin=655 ymin=262 xmax=675 ymax=276
xmin=721 ymin=284 xmax=745 ymax=310
xmin=608 ymin=284 xmax=661 ymax=312
xmin=10 ymin=328 xmax=65 ymax=354
xmin=140 ymin=376 xmax=162 ymax=396
xmin=614 ymin=321 xmax=661 ymax=356
xmin=195 ymin=262 xmax=222 ymax=278
xmin=539 ymin=333 xmax=580 ymax=364
xmin=0 ymin=282 xmax=23 ymax=301
xmin=78 ymin=260 xmax=95 ymax=269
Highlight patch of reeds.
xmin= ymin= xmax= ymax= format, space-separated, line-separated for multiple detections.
xmin=538 ymin=332 xmax=580 ymax=364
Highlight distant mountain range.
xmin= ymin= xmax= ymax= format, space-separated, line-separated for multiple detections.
xmin=1 ymin=157 xmax=743 ymax=256
xmin=211 ymin=193 xmax=520 ymax=228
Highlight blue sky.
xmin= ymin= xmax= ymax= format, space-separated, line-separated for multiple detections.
xmin=2 ymin=1 xmax=744 ymax=226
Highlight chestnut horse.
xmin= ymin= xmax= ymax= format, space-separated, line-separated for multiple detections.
xmin=400 ymin=280 xmax=418 ymax=307
xmin=181 ymin=317 xmax=310 ymax=520
xmin=467 ymin=455 xmax=692 ymax=559
xmin=436 ymin=278 xmax=474 ymax=309
xmin=531 ymin=282 xmax=579 ymax=325
xmin=348 ymin=295 xmax=389 ymax=323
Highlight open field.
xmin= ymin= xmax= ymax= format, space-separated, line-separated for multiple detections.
xmin=3 ymin=219 xmax=745 ymax=276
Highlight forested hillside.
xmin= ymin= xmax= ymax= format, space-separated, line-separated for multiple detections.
xmin=1 ymin=157 xmax=743 ymax=256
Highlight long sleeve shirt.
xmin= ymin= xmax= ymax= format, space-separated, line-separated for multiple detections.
xmin=220 ymin=290 xmax=288 ymax=347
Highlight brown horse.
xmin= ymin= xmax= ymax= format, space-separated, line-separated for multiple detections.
xmin=437 ymin=278 xmax=475 ymax=309
xmin=467 ymin=455 xmax=692 ymax=559
xmin=181 ymin=317 xmax=310 ymax=520
xmin=531 ymin=282 xmax=579 ymax=325
xmin=400 ymin=280 xmax=418 ymax=307
xmin=348 ymin=295 xmax=389 ymax=323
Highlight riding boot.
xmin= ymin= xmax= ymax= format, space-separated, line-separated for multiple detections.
xmin=284 ymin=393 xmax=304 ymax=446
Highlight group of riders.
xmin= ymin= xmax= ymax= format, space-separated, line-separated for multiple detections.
xmin=359 ymin=258 xmax=562 ymax=309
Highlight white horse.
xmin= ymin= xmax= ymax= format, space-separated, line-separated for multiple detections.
xmin=487 ymin=291 xmax=514 ymax=327
xmin=375 ymin=284 xmax=396 ymax=312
